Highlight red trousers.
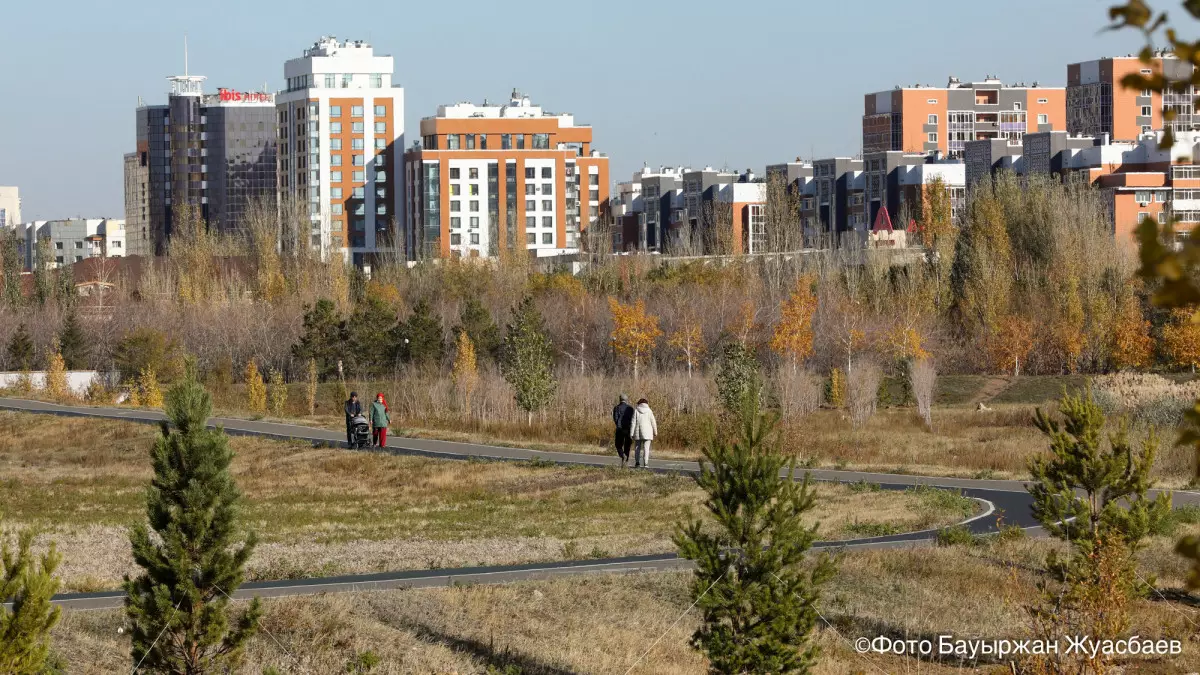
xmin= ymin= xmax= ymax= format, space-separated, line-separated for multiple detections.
xmin=373 ymin=428 xmax=387 ymax=447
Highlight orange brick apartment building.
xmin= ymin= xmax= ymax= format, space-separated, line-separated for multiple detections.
xmin=404 ymin=91 xmax=609 ymax=259
xmin=863 ymin=77 xmax=1066 ymax=158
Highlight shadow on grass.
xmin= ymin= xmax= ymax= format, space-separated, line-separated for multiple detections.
xmin=385 ymin=613 xmax=575 ymax=675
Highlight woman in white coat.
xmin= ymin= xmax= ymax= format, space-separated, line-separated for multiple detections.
xmin=630 ymin=398 xmax=657 ymax=468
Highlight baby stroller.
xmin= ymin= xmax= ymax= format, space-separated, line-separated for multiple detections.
xmin=348 ymin=414 xmax=372 ymax=449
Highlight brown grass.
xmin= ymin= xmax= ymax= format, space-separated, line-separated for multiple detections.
xmin=50 ymin=534 xmax=1200 ymax=674
xmin=0 ymin=413 xmax=974 ymax=592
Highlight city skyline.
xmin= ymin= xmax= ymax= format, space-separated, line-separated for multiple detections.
xmin=1 ymin=0 xmax=1196 ymax=221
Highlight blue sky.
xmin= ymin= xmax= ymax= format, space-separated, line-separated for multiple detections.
xmin=0 ymin=0 xmax=1189 ymax=220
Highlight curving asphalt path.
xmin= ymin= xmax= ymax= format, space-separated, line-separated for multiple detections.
xmin=1 ymin=397 xmax=1194 ymax=612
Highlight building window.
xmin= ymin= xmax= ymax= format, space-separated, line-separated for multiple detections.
xmin=542 ymin=200 xmax=552 ymax=211
xmin=451 ymin=217 xmax=461 ymax=228
xmin=533 ymin=134 xmax=550 ymax=149
xmin=589 ymin=174 xmax=599 ymax=186
xmin=469 ymin=200 xmax=480 ymax=212
xmin=374 ymin=122 xmax=386 ymax=134
xmin=352 ymin=138 xmax=364 ymax=150
xmin=375 ymin=138 xmax=386 ymax=149
xmin=352 ymin=187 xmax=364 ymax=198
xmin=470 ymin=233 xmax=480 ymax=245
xmin=450 ymin=201 xmax=461 ymax=212
xmin=589 ymin=188 xmax=599 ymax=201
xmin=330 ymin=122 xmax=342 ymax=134
xmin=927 ymin=132 xmax=937 ymax=143
xmin=374 ymin=105 xmax=386 ymax=116
xmin=466 ymin=134 xmax=476 ymax=150
xmin=351 ymin=122 xmax=364 ymax=134
xmin=330 ymin=138 xmax=342 ymax=150
xmin=371 ymin=74 xmax=382 ymax=87
xmin=525 ymin=184 xmax=536 ymax=196
xmin=55 ymin=241 xmax=63 ymax=250
xmin=541 ymin=167 xmax=552 ymax=178
xmin=501 ymin=134 xmax=512 ymax=149
xmin=470 ymin=217 xmax=480 ymax=229
xmin=542 ymin=233 xmax=553 ymax=244
xmin=351 ymin=105 xmax=363 ymax=117
xmin=75 ymin=256 xmax=83 ymax=263
xmin=526 ymin=233 xmax=536 ymax=244
xmin=479 ymin=134 xmax=487 ymax=150
xmin=1139 ymin=211 xmax=1150 ymax=222
xmin=927 ymin=114 xmax=938 ymax=124
xmin=330 ymin=106 xmax=341 ymax=117
xmin=353 ymin=155 xmax=364 ymax=166
xmin=451 ymin=233 xmax=461 ymax=245
xmin=331 ymin=154 xmax=342 ymax=166
xmin=469 ymin=168 xmax=479 ymax=180
xmin=1136 ymin=190 xmax=1151 ymax=204
xmin=542 ymin=216 xmax=552 ymax=228
xmin=526 ymin=216 xmax=536 ymax=229
xmin=450 ymin=168 xmax=460 ymax=179
xmin=451 ymin=184 xmax=461 ymax=196
xmin=333 ymin=219 xmax=344 ymax=232
xmin=526 ymin=199 xmax=536 ymax=211
xmin=447 ymin=134 xmax=460 ymax=150
xmin=354 ymin=170 xmax=365 ymax=182
xmin=331 ymin=188 xmax=343 ymax=199
xmin=332 ymin=204 xmax=344 ymax=215
xmin=542 ymin=183 xmax=552 ymax=195
xmin=525 ymin=167 xmax=536 ymax=179
xmin=467 ymin=184 xmax=478 ymax=196
xmin=55 ymin=256 xmax=63 ymax=264
xmin=516 ymin=134 xmax=525 ymax=149
xmin=1037 ymin=114 xmax=1048 ymax=125
xmin=1155 ymin=190 xmax=1170 ymax=202
xmin=1141 ymin=105 xmax=1154 ymax=117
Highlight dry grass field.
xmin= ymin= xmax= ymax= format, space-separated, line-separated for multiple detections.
xmin=50 ymin=534 xmax=1199 ymax=674
xmin=0 ymin=412 xmax=977 ymax=592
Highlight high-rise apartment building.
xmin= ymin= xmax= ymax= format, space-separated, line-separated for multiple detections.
xmin=1066 ymin=54 xmax=1197 ymax=142
xmin=404 ymin=91 xmax=609 ymax=259
xmin=276 ymin=37 xmax=405 ymax=265
xmin=126 ymin=73 xmax=277 ymax=255
xmin=863 ymin=77 xmax=1065 ymax=158
xmin=0 ymin=186 xmax=20 ymax=229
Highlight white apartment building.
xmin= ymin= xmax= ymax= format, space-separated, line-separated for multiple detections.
xmin=20 ymin=219 xmax=126 ymax=270
xmin=277 ymin=37 xmax=405 ymax=266
xmin=0 ymin=186 xmax=21 ymax=229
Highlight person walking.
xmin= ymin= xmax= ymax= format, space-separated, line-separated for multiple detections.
xmin=370 ymin=392 xmax=390 ymax=448
xmin=612 ymin=393 xmax=634 ymax=467
xmin=344 ymin=391 xmax=362 ymax=448
xmin=631 ymin=397 xmax=657 ymax=469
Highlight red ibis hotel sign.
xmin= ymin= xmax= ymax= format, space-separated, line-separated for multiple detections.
xmin=210 ymin=88 xmax=275 ymax=104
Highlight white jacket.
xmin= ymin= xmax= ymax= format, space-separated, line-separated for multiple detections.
xmin=631 ymin=402 xmax=658 ymax=441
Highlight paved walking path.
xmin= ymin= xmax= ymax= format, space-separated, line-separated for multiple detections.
xmin=1 ymin=397 xmax=1193 ymax=611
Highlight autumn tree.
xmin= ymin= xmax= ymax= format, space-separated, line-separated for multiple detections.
xmin=1163 ymin=308 xmax=1200 ymax=373
xmin=267 ymin=368 xmax=287 ymax=416
xmin=988 ymin=315 xmax=1034 ymax=377
xmin=344 ymin=295 xmax=398 ymax=378
xmin=608 ymin=297 xmax=662 ymax=380
xmin=245 ymin=360 xmax=266 ymax=414
xmin=57 ymin=310 xmax=89 ymax=370
xmin=395 ymin=299 xmax=446 ymax=367
xmin=952 ymin=185 xmax=1014 ymax=346
xmin=44 ymin=342 xmax=69 ymax=401
xmin=455 ymin=297 xmax=502 ymax=364
xmin=668 ymin=314 xmax=706 ymax=378
xmin=502 ymin=296 xmax=557 ymax=424
xmin=305 ymin=358 xmax=317 ymax=416
xmin=1 ymin=228 xmax=22 ymax=308
xmin=769 ymin=275 xmax=818 ymax=373
xmin=292 ymin=299 xmax=346 ymax=380
xmin=918 ymin=175 xmax=958 ymax=310
xmin=451 ymin=330 xmax=479 ymax=411
xmin=1110 ymin=293 xmax=1153 ymax=370
xmin=6 ymin=324 xmax=34 ymax=371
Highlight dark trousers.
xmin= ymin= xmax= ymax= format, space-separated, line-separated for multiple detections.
xmin=346 ymin=418 xmax=354 ymax=446
xmin=615 ymin=430 xmax=632 ymax=461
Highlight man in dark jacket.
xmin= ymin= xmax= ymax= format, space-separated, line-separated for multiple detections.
xmin=344 ymin=391 xmax=362 ymax=447
xmin=612 ymin=393 xmax=634 ymax=467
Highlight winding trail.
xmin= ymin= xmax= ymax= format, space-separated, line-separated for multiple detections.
xmin=0 ymin=397 xmax=1192 ymax=612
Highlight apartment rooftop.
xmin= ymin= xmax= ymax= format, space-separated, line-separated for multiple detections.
xmin=432 ymin=90 xmax=583 ymax=127
xmin=302 ymin=36 xmax=383 ymax=58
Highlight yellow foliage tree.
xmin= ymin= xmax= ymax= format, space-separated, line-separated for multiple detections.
xmin=267 ymin=368 xmax=287 ymax=416
xmin=1163 ymin=309 xmax=1200 ymax=373
xmin=887 ymin=325 xmax=929 ymax=363
xmin=1110 ymin=297 xmax=1153 ymax=371
xmin=988 ymin=315 xmax=1035 ymax=377
xmin=125 ymin=379 xmax=141 ymax=406
xmin=139 ymin=368 xmax=163 ymax=408
xmin=828 ymin=368 xmax=846 ymax=409
xmin=608 ymin=297 xmax=663 ymax=380
xmin=306 ymin=358 xmax=318 ymax=416
xmin=451 ymin=330 xmax=479 ymax=410
xmin=245 ymin=360 xmax=267 ymax=413
xmin=769 ymin=275 xmax=818 ymax=373
xmin=44 ymin=342 xmax=70 ymax=402
xmin=667 ymin=315 xmax=706 ymax=378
